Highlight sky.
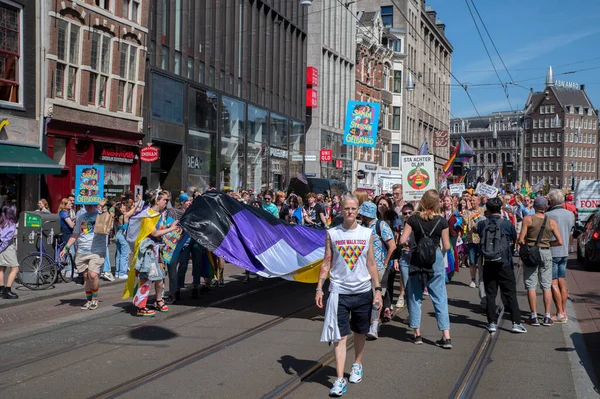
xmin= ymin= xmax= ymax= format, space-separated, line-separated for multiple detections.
xmin=426 ymin=0 xmax=600 ymax=118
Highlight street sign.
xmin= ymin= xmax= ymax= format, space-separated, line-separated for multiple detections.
xmin=320 ymin=150 xmax=332 ymax=162
xmin=304 ymin=155 xmax=317 ymax=162
xmin=24 ymin=213 xmax=42 ymax=228
xmin=305 ymin=173 xmax=316 ymax=177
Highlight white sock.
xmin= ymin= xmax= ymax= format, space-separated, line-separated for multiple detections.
xmin=531 ymin=312 xmax=537 ymax=319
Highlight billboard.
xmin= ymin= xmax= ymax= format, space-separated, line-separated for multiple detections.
xmin=343 ymin=101 xmax=380 ymax=148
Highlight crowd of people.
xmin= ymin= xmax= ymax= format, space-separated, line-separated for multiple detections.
xmin=0 ymin=182 xmax=580 ymax=397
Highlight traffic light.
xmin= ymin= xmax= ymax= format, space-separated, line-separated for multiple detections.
xmin=503 ymin=161 xmax=515 ymax=183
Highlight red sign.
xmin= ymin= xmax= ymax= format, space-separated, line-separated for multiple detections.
xmin=306 ymin=88 xmax=318 ymax=108
xmin=140 ymin=144 xmax=159 ymax=162
xmin=434 ymin=138 xmax=449 ymax=147
xmin=98 ymin=148 xmax=135 ymax=164
xmin=434 ymin=130 xmax=449 ymax=139
xmin=335 ymin=159 xmax=343 ymax=169
xmin=307 ymin=67 xmax=319 ymax=87
xmin=320 ymin=149 xmax=332 ymax=162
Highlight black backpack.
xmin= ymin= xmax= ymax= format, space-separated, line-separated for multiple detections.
xmin=411 ymin=217 xmax=442 ymax=269
xmin=480 ymin=219 xmax=509 ymax=263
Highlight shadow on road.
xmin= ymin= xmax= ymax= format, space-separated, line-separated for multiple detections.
xmin=129 ymin=325 xmax=179 ymax=341
xmin=570 ymin=331 xmax=600 ymax=394
xmin=277 ymin=355 xmax=337 ymax=389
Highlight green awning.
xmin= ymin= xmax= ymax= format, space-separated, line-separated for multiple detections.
xmin=0 ymin=143 xmax=63 ymax=175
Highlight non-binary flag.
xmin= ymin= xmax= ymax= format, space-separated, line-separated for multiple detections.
xmin=179 ymin=191 xmax=326 ymax=283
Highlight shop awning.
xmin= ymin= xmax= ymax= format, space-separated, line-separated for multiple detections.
xmin=0 ymin=143 xmax=63 ymax=175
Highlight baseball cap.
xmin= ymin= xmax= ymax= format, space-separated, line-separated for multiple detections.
xmin=358 ymin=201 xmax=377 ymax=219
xmin=178 ymin=193 xmax=190 ymax=203
xmin=533 ymin=196 xmax=548 ymax=210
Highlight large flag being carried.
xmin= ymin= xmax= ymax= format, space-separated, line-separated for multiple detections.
xmin=179 ymin=191 xmax=326 ymax=283
xmin=442 ymin=137 xmax=474 ymax=177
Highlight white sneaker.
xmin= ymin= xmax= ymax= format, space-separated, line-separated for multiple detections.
xmin=469 ymin=281 xmax=477 ymax=288
xmin=396 ymin=297 xmax=405 ymax=309
xmin=366 ymin=321 xmax=379 ymax=340
xmin=329 ymin=378 xmax=347 ymax=397
xmin=349 ymin=363 xmax=363 ymax=383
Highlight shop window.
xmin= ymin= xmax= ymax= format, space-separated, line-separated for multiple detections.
xmin=0 ymin=2 xmax=21 ymax=105
xmin=220 ymin=96 xmax=246 ymax=191
xmin=247 ymin=106 xmax=269 ymax=193
xmin=189 ymin=87 xmax=217 ymax=131
xmin=188 ymin=130 xmax=217 ymax=191
xmin=56 ymin=19 xmax=80 ymax=100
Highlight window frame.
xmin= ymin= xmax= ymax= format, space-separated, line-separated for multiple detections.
xmin=55 ymin=17 xmax=81 ymax=101
xmin=0 ymin=0 xmax=23 ymax=107
xmin=116 ymin=41 xmax=138 ymax=113
xmin=88 ymin=29 xmax=112 ymax=107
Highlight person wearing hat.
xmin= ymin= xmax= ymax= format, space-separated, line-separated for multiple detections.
xmin=562 ymin=194 xmax=578 ymax=253
xmin=358 ymin=201 xmax=396 ymax=339
xmin=518 ymin=196 xmax=563 ymax=327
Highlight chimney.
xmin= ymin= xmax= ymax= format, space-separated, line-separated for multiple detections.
xmin=580 ymin=84 xmax=585 ymax=91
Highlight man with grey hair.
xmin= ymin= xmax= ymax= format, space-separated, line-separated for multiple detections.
xmin=546 ymin=189 xmax=574 ymax=323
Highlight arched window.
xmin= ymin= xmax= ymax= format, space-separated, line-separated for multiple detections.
xmin=493 ymin=153 xmax=497 ymax=163
xmin=501 ymin=153 xmax=506 ymax=162
xmin=506 ymin=153 xmax=511 ymax=162
xmin=487 ymin=153 xmax=492 ymax=163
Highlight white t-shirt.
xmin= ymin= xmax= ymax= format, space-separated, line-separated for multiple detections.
xmin=327 ymin=224 xmax=373 ymax=295
xmin=74 ymin=211 xmax=107 ymax=255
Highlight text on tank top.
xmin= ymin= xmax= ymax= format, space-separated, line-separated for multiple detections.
xmin=327 ymin=224 xmax=372 ymax=295
xmin=526 ymin=215 xmax=552 ymax=248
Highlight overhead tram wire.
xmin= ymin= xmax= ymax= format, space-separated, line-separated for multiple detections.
xmin=388 ymin=0 xmax=483 ymax=119
xmin=464 ymin=0 xmax=514 ymax=112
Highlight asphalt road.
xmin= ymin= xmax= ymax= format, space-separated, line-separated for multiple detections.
xmin=0 ymin=262 xmax=596 ymax=398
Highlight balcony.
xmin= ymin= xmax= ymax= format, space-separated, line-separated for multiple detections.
xmin=381 ymin=89 xmax=393 ymax=105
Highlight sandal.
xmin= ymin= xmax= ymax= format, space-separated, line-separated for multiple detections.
xmin=137 ymin=307 xmax=156 ymax=317
xmin=155 ymin=299 xmax=169 ymax=313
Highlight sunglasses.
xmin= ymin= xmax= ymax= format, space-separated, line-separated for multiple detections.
xmin=402 ymin=211 xmax=412 ymax=215
xmin=264 ymin=197 xmax=272 ymax=201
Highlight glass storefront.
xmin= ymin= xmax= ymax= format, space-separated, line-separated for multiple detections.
xmin=247 ymin=105 xmax=269 ymax=194
xmin=220 ymin=96 xmax=245 ymax=191
xmin=270 ymin=113 xmax=288 ymax=192
xmin=187 ymin=86 xmax=304 ymax=193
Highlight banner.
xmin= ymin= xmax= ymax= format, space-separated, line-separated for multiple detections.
xmin=449 ymin=183 xmax=466 ymax=196
xmin=475 ymin=182 xmax=499 ymax=198
xmin=401 ymin=155 xmax=436 ymax=201
xmin=343 ymin=101 xmax=380 ymax=148
xmin=75 ymin=165 xmax=104 ymax=205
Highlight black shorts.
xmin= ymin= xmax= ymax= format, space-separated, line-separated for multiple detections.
xmin=337 ymin=290 xmax=373 ymax=336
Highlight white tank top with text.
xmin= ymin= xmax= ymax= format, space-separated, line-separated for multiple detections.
xmin=327 ymin=224 xmax=372 ymax=295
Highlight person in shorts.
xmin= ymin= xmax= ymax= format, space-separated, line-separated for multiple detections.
xmin=315 ymin=195 xmax=382 ymax=397
xmin=60 ymin=204 xmax=108 ymax=310
xmin=518 ymin=196 xmax=563 ymax=326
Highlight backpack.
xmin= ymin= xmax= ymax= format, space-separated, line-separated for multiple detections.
xmin=480 ymin=219 xmax=509 ymax=263
xmin=411 ymin=217 xmax=442 ymax=269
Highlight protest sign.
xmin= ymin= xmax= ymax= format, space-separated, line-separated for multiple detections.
xmin=75 ymin=165 xmax=104 ymax=205
xmin=449 ymin=183 xmax=466 ymax=196
xmin=475 ymin=182 xmax=499 ymax=198
xmin=401 ymin=155 xmax=435 ymax=201
xmin=343 ymin=101 xmax=380 ymax=148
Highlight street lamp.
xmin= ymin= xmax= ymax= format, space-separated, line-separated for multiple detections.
xmin=406 ymin=72 xmax=415 ymax=92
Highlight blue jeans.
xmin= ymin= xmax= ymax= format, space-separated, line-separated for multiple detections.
xmin=115 ymin=231 xmax=130 ymax=277
xmin=407 ymin=250 xmax=450 ymax=331
xmin=102 ymin=246 xmax=111 ymax=273
xmin=552 ymin=256 xmax=568 ymax=279
xmin=174 ymin=244 xmax=202 ymax=290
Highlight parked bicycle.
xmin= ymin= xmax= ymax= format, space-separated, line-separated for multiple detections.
xmin=17 ymin=220 xmax=76 ymax=290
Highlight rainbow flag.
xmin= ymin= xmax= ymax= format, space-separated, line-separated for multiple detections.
xmin=122 ymin=207 xmax=160 ymax=299
xmin=179 ymin=191 xmax=326 ymax=283
xmin=442 ymin=137 xmax=474 ymax=177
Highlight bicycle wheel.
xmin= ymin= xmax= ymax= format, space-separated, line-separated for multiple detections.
xmin=58 ymin=252 xmax=76 ymax=283
xmin=18 ymin=254 xmax=58 ymax=290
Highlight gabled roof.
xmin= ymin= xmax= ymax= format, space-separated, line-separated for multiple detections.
xmin=359 ymin=11 xmax=377 ymax=23
xmin=552 ymin=87 xmax=595 ymax=112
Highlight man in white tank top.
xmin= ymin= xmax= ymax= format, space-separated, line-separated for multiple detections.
xmin=315 ymin=195 xmax=382 ymax=397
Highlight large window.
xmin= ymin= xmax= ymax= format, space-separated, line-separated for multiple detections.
xmin=88 ymin=31 xmax=110 ymax=107
xmin=381 ymin=6 xmax=393 ymax=27
xmin=152 ymin=73 xmax=184 ymax=124
xmin=270 ymin=113 xmax=288 ymax=191
xmin=220 ymin=96 xmax=245 ymax=191
xmin=393 ymin=70 xmax=402 ymax=93
xmin=187 ymin=129 xmax=216 ymax=191
xmin=392 ymin=106 xmax=401 ymax=130
xmin=247 ymin=106 xmax=269 ymax=193
xmin=391 ymin=144 xmax=399 ymax=168
xmin=0 ymin=2 xmax=21 ymax=104
xmin=189 ymin=87 xmax=217 ymax=131
xmin=117 ymin=43 xmax=137 ymax=112
xmin=289 ymin=121 xmax=305 ymax=181
xmin=56 ymin=19 xmax=80 ymax=100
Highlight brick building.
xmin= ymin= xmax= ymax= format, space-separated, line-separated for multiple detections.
xmin=43 ymin=0 xmax=149 ymax=209
xmin=523 ymin=67 xmax=599 ymax=191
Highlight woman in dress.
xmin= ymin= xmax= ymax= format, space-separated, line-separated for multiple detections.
xmin=0 ymin=205 xmax=19 ymax=299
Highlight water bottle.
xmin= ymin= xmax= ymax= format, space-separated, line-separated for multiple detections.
xmin=48 ymin=228 xmax=55 ymax=244
xmin=28 ymin=231 xmax=35 ymax=244
xmin=370 ymin=299 xmax=380 ymax=323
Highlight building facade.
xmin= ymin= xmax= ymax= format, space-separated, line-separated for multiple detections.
xmin=450 ymin=111 xmax=522 ymax=186
xmin=353 ymin=10 xmax=404 ymax=193
xmin=146 ymin=0 xmax=307 ymax=194
xmin=523 ymin=68 xmax=599 ymax=190
xmin=0 ymin=0 xmax=62 ymax=212
xmin=304 ymin=0 xmax=355 ymax=188
xmin=42 ymin=0 xmax=149 ymax=210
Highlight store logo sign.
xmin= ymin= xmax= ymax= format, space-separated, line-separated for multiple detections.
xmin=270 ymin=148 xmax=288 ymax=159
xmin=99 ymin=148 xmax=135 ymax=164
xmin=187 ymin=155 xmax=203 ymax=170
xmin=140 ymin=144 xmax=159 ymax=162
xmin=320 ymin=149 xmax=332 ymax=162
